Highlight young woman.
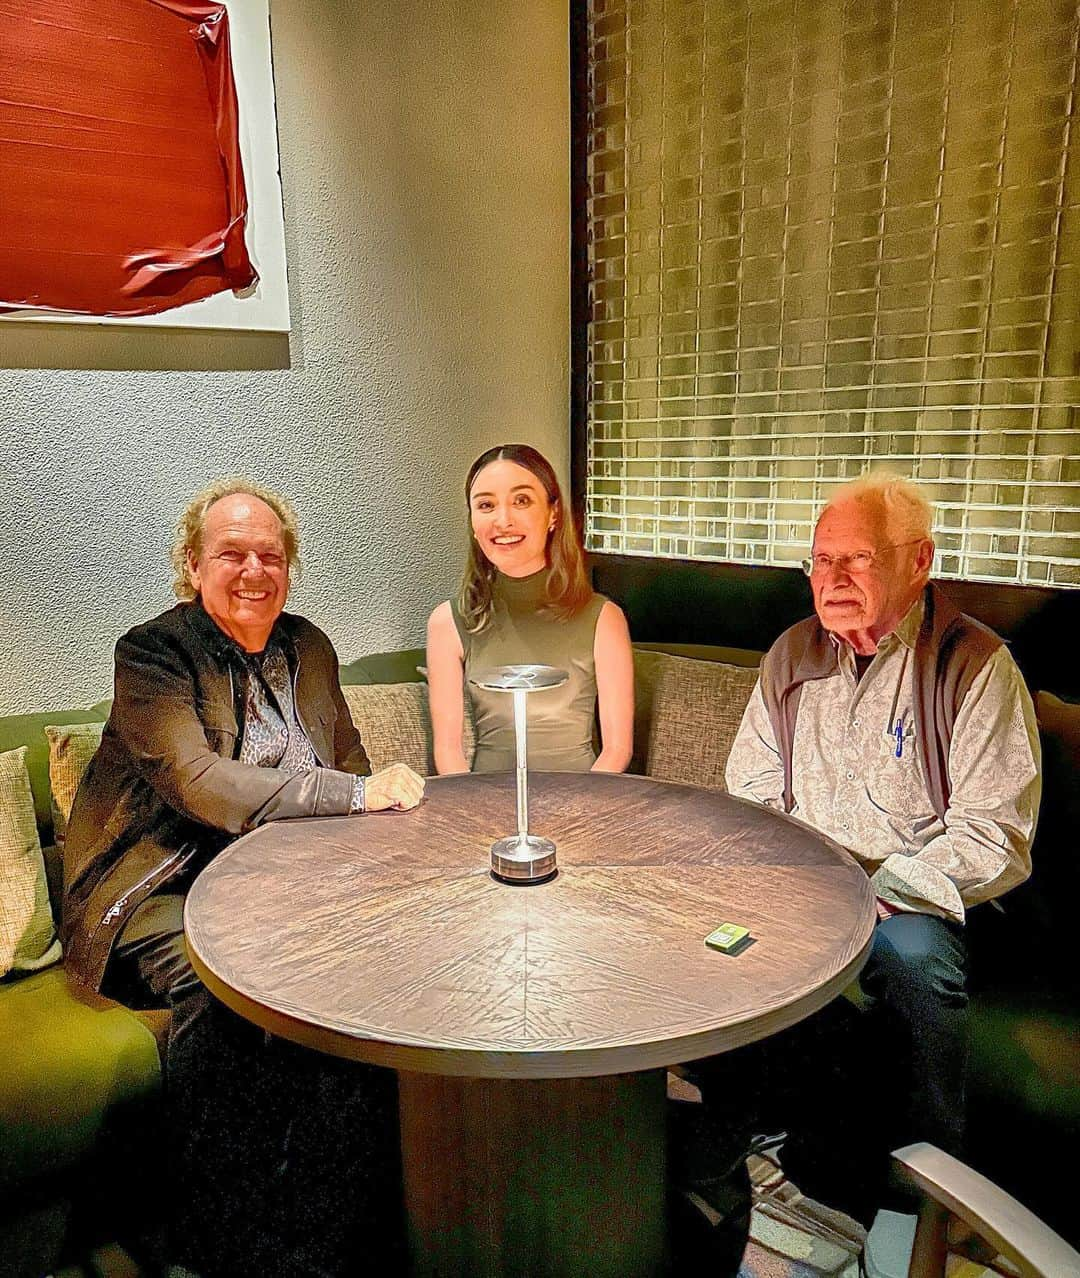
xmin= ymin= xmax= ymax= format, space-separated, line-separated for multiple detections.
xmin=427 ymin=444 xmax=634 ymax=774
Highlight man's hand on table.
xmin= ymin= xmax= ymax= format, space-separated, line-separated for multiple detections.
xmin=365 ymin=763 xmax=426 ymax=812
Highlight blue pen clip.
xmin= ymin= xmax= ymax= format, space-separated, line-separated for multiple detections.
xmin=895 ymin=718 xmax=904 ymax=758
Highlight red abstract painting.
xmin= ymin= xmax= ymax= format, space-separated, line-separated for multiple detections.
xmin=0 ymin=0 xmax=257 ymax=318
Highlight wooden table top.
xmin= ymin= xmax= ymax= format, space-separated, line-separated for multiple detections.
xmin=185 ymin=772 xmax=877 ymax=1079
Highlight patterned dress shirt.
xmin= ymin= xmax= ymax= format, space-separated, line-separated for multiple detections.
xmin=239 ymin=645 xmax=365 ymax=813
xmin=725 ymin=597 xmax=1040 ymax=921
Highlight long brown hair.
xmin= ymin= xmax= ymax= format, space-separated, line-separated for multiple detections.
xmin=458 ymin=444 xmax=593 ymax=632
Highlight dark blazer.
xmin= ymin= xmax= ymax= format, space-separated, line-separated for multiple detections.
xmin=62 ymin=601 xmax=370 ymax=991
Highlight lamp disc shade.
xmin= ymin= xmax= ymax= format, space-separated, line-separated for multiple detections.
xmin=469 ymin=664 xmax=569 ymax=692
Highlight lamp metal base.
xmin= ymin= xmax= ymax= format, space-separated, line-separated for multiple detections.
xmin=490 ymin=835 xmax=558 ymax=885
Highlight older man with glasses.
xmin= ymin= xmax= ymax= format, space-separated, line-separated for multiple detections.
xmin=722 ymin=472 xmax=1041 ymax=1227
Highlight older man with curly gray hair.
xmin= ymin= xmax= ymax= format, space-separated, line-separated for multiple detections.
xmin=169 ymin=475 xmax=303 ymax=601
xmin=63 ymin=478 xmax=423 ymax=1275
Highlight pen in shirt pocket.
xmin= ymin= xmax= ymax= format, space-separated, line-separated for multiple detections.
xmin=895 ymin=717 xmax=904 ymax=758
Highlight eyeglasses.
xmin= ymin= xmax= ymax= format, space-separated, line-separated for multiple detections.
xmin=801 ymin=540 xmax=923 ymax=577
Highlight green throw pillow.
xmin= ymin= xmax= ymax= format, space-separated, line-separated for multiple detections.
xmin=0 ymin=746 xmax=62 ymax=977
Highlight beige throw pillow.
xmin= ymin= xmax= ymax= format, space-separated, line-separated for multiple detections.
xmin=0 ymin=746 xmax=62 ymax=977
xmin=45 ymin=721 xmax=104 ymax=845
xmin=634 ymin=650 xmax=760 ymax=790
xmin=342 ymin=682 xmax=476 ymax=776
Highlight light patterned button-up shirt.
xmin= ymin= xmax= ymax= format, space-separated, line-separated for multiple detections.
xmin=725 ymin=597 xmax=1041 ymax=921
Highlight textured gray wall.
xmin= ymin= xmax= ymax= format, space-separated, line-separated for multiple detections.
xmin=0 ymin=0 xmax=569 ymax=715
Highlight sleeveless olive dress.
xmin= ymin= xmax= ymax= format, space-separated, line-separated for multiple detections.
xmin=450 ymin=570 xmax=607 ymax=772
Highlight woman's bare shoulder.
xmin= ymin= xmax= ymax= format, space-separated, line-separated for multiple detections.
xmin=428 ymin=599 xmax=454 ymax=628
xmin=428 ymin=599 xmax=465 ymax=660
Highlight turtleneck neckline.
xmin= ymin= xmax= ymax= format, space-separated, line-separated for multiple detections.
xmin=493 ymin=566 xmax=549 ymax=612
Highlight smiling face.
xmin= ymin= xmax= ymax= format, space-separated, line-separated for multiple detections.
xmin=468 ymin=458 xmax=556 ymax=578
xmin=811 ymin=494 xmax=932 ymax=654
xmin=187 ymin=493 xmax=289 ymax=652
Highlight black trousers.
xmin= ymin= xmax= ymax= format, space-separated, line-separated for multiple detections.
xmin=108 ymin=894 xmax=403 ymax=1277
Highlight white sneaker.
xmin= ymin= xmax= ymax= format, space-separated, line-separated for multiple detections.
xmin=863 ymin=1209 xmax=918 ymax=1278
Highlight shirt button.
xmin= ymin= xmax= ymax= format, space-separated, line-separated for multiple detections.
xmin=841 ymin=821 xmax=849 ymax=829
xmin=846 ymin=770 xmax=854 ymax=779
xmin=852 ymin=717 xmax=861 ymax=727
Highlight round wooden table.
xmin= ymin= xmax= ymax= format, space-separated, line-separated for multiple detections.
xmin=185 ymin=771 xmax=876 ymax=1278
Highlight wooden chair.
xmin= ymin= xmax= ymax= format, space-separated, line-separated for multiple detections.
xmin=891 ymin=1142 xmax=1080 ymax=1278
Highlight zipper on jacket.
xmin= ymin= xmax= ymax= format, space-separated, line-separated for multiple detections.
xmin=100 ymin=843 xmax=197 ymax=927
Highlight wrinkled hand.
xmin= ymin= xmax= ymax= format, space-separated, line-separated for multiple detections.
xmin=364 ymin=763 xmax=425 ymax=812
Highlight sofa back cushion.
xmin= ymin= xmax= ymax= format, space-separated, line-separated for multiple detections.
xmin=965 ymin=690 xmax=1079 ymax=1005
xmin=342 ymin=682 xmax=475 ymax=776
xmin=1026 ymin=693 xmax=1080 ymax=970
xmin=632 ymin=650 xmax=760 ymax=790
xmin=0 ymin=746 xmax=62 ymax=977
xmin=44 ymin=722 xmax=105 ymax=845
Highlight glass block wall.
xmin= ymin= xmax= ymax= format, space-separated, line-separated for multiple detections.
xmin=584 ymin=0 xmax=1080 ymax=586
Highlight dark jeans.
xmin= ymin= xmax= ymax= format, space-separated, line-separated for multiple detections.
xmin=107 ymin=894 xmax=403 ymax=1277
xmin=691 ymin=911 xmax=968 ymax=1226
xmin=861 ymin=911 xmax=968 ymax=1157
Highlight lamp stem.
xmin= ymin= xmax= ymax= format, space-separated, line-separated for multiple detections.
xmin=513 ymin=686 xmax=528 ymax=839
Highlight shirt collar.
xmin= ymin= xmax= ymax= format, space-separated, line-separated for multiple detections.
xmin=186 ymin=598 xmax=290 ymax=668
xmin=892 ymin=593 xmax=925 ymax=651
xmin=827 ymin=592 xmax=925 ymax=660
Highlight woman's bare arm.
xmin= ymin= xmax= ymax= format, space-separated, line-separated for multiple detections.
xmin=426 ymin=601 xmax=471 ymax=774
xmin=592 ymin=600 xmax=634 ymax=772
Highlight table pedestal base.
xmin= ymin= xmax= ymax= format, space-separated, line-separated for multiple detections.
xmin=398 ymin=1068 xmax=667 ymax=1277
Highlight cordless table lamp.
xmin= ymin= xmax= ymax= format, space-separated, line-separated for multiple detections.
xmin=468 ymin=664 xmax=568 ymax=884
